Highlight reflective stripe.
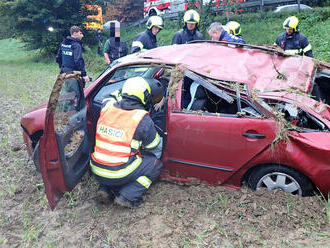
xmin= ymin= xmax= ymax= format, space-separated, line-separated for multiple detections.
xmin=303 ymin=44 xmax=312 ymax=53
xmin=131 ymin=139 xmax=141 ymax=150
xmin=90 ymin=156 xmax=142 ymax=179
xmin=132 ymin=41 xmax=144 ymax=50
xmin=92 ymin=151 xmax=129 ymax=164
xmin=96 ymin=140 xmax=131 ymax=154
xmin=285 ymin=49 xmax=300 ymax=55
xmin=145 ymin=132 xmax=160 ymax=149
xmin=137 ymin=176 xmax=152 ymax=189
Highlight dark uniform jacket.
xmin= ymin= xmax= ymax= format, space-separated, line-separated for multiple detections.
xmin=56 ymin=36 xmax=87 ymax=76
xmin=219 ymin=30 xmax=245 ymax=44
xmin=275 ymin=31 xmax=313 ymax=57
xmin=131 ymin=29 xmax=157 ymax=54
xmin=171 ymin=27 xmax=204 ymax=45
xmin=104 ymin=37 xmax=128 ymax=61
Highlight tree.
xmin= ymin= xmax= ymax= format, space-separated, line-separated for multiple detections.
xmin=0 ymin=0 xmax=103 ymax=54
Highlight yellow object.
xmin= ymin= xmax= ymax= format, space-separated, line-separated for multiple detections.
xmin=184 ymin=9 xmax=200 ymax=25
xmin=283 ymin=16 xmax=299 ymax=32
xmin=226 ymin=21 xmax=241 ymax=36
xmin=83 ymin=4 xmax=103 ymax=30
xmin=121 ymin=77 xmax=151 ymax=105
xmin=146 ymin=16 xmax=164 ymax=30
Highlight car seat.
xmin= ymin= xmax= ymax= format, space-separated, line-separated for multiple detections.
xmin=187 ymin=82 xmax=207 ymax=111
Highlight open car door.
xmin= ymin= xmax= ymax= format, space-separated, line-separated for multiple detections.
xmin=39 ymin=73 xmax=91 ymax=209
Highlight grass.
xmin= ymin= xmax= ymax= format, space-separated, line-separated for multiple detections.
xmin=118 ymin=7 xmax=330 ymax=62
xmin=1 ymin=11 xmax=330 ymax=246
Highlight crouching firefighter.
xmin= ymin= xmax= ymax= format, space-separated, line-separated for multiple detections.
xmin=90 ymin=76 xmax=164 ymax=207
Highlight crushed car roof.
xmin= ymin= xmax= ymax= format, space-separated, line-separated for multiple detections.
xmin=138 ymin=42 xmax=316 ymax=93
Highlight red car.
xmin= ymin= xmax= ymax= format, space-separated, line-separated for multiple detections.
xmin=21 ymin=41 xmax=330 ymax=209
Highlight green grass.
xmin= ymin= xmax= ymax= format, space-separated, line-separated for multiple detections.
xmin=0 ymin=9 xmax=330 ymax=247
xmin=119 ymin=6 xmax=330 ymax=62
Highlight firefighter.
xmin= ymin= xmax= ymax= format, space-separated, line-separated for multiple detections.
xmin=208 ymin=22 xmax=245 ymax=44
xmin=104 ymin=21 xmax=128 ymax=65
xmin=275 ymin=16 xmax=313 ymax=57
xmin=172 ymin=9 xmax=204 ymax=44
xmin=131 ymin=15 xmax=164 ymax=53
xmin=90 ymin=76 xmax=164 ymax=208
xmin=225 ymin=21 xmax=246 ymax=43
xmin=56 ymin=26 xmax=90 ymax=84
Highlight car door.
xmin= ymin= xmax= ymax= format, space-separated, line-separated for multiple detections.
xmin=163 ymin=73 xmax=277 ymax=185
xmin=39 ymin=74 xmax=91 ymax=209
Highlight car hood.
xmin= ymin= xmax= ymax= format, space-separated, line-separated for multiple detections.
xmin=140 ymin=43 xmax=317 ymax=93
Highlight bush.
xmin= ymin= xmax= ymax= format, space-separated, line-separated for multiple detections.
xmin=121 ymin=6 xmax=330 ymax=62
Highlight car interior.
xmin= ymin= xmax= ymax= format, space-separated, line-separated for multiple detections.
xmin=261 ymin=99 xmax=329 ymax=131
xmin=90 ymin=65 xmax=263 ymax=139
xmin=89 ymin=64 xmax=330 ymax=140
xmin=181 ymin=75 xmax=262 ymax=118
xmin=90 ymin=65 xmax=171 ymax=137
xmin=311 ymin=69 xmax=330 ymax=106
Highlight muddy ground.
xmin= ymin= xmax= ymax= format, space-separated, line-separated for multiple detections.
xmin=0 ymin=88 xmax=329 ymax=248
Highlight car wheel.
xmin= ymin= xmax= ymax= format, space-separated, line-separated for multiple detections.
xmin=32 ymin=141 xmax=40 ymax=172
xmin=247 ymin=165 xmax=313 ymax=196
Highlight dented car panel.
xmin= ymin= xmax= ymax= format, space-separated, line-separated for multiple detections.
xmin=141 ymin=43 xmax=316 ymax=94
xmin=20 ymin=42 xmax=330 ymax=208
xmin=228 ymin=132 xmax=330 ymax=195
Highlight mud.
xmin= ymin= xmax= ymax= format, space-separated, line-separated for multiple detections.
xmin=64 ymin=130 xmax=85 ymax=157
xmin=168 ymin=65 xmax=185 ymax=104
xmin=0 ymin=75 xmax=329 ymax=247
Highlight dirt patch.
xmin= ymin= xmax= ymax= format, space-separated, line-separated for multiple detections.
xmin=1 ymin=75 xmax=329 ymax=248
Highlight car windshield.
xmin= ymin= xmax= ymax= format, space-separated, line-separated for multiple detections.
xmin=108 ymin=66 xmax=160 ymax=83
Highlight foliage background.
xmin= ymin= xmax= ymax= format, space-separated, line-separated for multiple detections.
xmin=0 ymin=0 xmax=104 ymax=54
xmin=119 ymin=6 xmax=330 ymax=63
xmin=0 ymin=1 xmax=329 ymax=64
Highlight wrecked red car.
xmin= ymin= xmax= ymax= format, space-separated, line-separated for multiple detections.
xmin=21 ymin=41 xmax=330 ymax=209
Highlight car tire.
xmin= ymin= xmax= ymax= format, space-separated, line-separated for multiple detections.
xmin=247 ymin=165 xmax=314 ymax=196
xmin=32 ymin=141 xmax=40 ymax=172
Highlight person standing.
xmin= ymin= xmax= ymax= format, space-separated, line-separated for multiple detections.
xmin=275 ymin=16 xmax=313 ymax=57
xmin=90 ymin=76 xmax=164 ymax=208
xmin=96 ymin=29 xmax=103 ymax=56
xmin=56 ymin=26 xmax=90 ymax=83
xmin=171 ymin=9 xmax=204 ymax=45
xmin=103 ymin=21 xmax=128 ymax=65
xmin=131 ymin=15 xmax=164 ymax=53
xmin=208 ymin=22 xmax=245 ymax=44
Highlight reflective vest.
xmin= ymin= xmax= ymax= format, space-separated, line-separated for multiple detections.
xmin=91 ymin=102 xmax=147 ymax=166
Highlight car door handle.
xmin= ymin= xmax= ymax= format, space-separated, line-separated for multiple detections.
xmin=242 ymin=133 xmax=266 ymax=139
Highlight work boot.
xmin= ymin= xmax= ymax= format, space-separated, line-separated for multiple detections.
xmin=95 ymin=185 xmax=115 ymax=204
xmin=114 ymin=195 xmax=143 ymax=208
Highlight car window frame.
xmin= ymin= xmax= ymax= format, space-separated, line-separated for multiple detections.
xmin=175 ymin=70 xmax=263 ymax=118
